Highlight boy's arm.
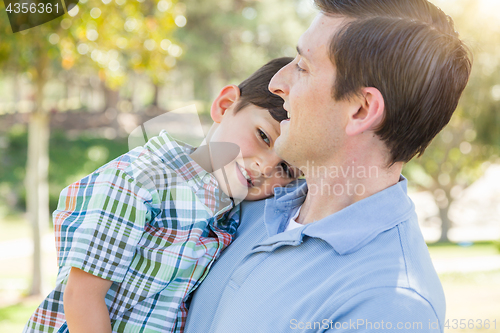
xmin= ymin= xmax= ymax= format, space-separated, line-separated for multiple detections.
xmin=64 ymin=267 xmax=113 ymax=333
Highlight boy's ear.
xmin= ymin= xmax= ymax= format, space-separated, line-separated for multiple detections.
xmin=210 ymin=85 xmax=241 ymax=123
xmin=345 ymin=87 xmax=385 ymax=136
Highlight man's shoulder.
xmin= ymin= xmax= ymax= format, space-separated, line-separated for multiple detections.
xmin=341 ymin=217 xmax=445 ymax=320
xmin=395 ymin=217 xmax=446 ymax=307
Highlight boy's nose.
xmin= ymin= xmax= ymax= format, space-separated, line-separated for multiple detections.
xmin=255 ymin=153 xmax=282 ymax=178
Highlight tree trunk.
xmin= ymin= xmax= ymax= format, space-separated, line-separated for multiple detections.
xmin=25 ymin=51 xmax=50 ymax=296
xmin=103 ymin=83 xmax=120 ymax=111
xmin=438 ymin=203 xmax=451 ymax=243
xmin=26 ymin=110 xmax=50 ymax=295
xmin=152 ymin=82 xmax=159 ymax=107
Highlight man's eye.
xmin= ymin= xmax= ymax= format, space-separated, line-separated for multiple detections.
xmin=280 ymin=162 xmax=294 ymax=178
xmin=296 ymin=63 xmax=306 ymax=72
xmin=259 ymin=129 xmax=270 ymax=146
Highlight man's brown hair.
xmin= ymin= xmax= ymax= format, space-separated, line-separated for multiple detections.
xmin=314 ymin=0 xmax=472 ymax=163
xmin=235 ymin=57 xmax=293 ymax=123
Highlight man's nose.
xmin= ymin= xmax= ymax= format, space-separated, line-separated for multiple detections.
xmin=268 ymin=65 xmax=289 ymax=98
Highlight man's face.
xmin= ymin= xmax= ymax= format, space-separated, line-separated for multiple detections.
xmin=208 ymin=104 xmax=301 ymax=201
xmin=269 ymin=14 xmax=355 ymax=169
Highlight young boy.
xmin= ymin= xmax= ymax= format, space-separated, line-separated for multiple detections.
xmin=24 ymin=57 xmax=299 ymax=333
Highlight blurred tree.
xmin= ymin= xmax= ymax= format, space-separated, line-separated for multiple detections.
xmin=174 ymin=0 xmax=314 ymax=105
xmin=0 ymin=12 xmax=61 ymax=296
xmin=0 ymin=0 xmax=181 ymax=295
xmin=405 ymin=0 xmax=500 ymax=242
xmin=58 ymin=0 xmax=183 ymax=109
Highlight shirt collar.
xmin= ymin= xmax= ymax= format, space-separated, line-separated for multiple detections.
xmin=263 ymin=176 xmax=414 ymax=255
xmin=145 ymin=130 xmax=232 ymax=216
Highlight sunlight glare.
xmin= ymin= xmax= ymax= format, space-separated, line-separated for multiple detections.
xmin=478 ymin=0 xmax=500 ymax=19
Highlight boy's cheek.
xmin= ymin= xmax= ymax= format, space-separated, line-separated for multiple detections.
xmin=245 ymin=183 xmax=272 ymax=201
xmin=257 ymin=181 xmax=281 ymax=199
xmin=246 ymin=177 xmax=295 ymax=201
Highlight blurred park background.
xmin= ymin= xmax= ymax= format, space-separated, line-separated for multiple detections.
xmin=0 ymin=0 xmax=499 ymax=331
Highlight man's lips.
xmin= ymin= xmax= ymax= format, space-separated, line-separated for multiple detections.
xmin=282 ymin=106 xmax=291 ymax=124
xmin=280 ymin=118 xmax=290 ymax=130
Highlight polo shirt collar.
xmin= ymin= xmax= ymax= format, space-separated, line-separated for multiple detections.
xmin=262 ymin=176 xmax=414 ymax=255
xmin=146 ymin=130 xmax=233 ymax=216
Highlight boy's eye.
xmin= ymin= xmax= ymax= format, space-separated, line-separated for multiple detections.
xmin=280 ymin=162 xmax=294 ymax=178
xmin=259 ymin=129 xmax=270 ymax=146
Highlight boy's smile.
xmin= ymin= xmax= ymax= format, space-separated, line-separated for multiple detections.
xmin=235 ymin=162 xmax=253 ymax=187
xmin=207 ymin=102 xmax=300 ymax=201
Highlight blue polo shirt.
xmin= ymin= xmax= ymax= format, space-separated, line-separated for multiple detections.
xmin=185 ymin=178 xmax=445 ymax=332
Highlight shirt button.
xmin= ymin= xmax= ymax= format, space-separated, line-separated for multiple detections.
xmin=202 ymin=174 xmax=211 ymax=184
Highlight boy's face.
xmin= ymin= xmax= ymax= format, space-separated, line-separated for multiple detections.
xmin=208 ymin=103 xmax=301 ymax=201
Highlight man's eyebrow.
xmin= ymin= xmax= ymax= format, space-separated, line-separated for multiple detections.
xmin=296 ymin=45 xmax=310 ymax=62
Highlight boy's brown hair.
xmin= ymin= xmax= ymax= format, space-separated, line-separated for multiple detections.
xmin=235 ymin=57 xmax=293 ymax=122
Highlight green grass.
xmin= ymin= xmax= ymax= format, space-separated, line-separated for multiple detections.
xmin=439 ymin=269 xmax=500 ymax=284
xmin=426 ymin=243 xmax=500 ymax=332
xmin=0 ymin=298 xmax=41 ymax=332
xmin=427 ymin=241 xmax=500 ymax=259
xmin=440 ymin=269 xmax=500 ymax=332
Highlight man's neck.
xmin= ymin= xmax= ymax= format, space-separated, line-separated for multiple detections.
xmin=296 ymin=158 xmax=403 ymax=225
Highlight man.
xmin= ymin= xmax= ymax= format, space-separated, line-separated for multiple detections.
xmin=185 ymin=1 xmax=471 ymax=332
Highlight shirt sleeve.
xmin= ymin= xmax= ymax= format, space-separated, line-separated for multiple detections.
xmin=55 ymin=167 xmax=155 ymax=283
xmin=326 ymin=287 xmax=442 ymax=332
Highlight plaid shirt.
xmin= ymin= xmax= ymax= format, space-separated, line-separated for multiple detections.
xmin=24 ymin=130 xmax=239 ymax=333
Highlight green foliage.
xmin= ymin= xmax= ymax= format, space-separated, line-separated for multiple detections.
xmin=0 ymin=0 xmax=182 ymax=90
xmin=0 ymin=125 xmax=29 ymax=216
xmin=0 ymin=1 xmax=65 ymax=72
xmin=48 ymin=130 xmax=129 ymax=211
xmin=403 ymin=0 xmax=500 ymax=241
xmin=441 ymin=0 xmax=500 ymax=148
xmin=0 ymin=128 xmax=128 ymax=216
xmin=174 ymin=0 xmax=314 ymax=103
xmin=56 ymin=0 xmax=182 ymax=87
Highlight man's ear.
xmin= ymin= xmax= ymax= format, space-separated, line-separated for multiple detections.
xmin=210 ymin=85 xmax=241 ymax=123
xmin=345 ymin=87 xmax=385 ymax=136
